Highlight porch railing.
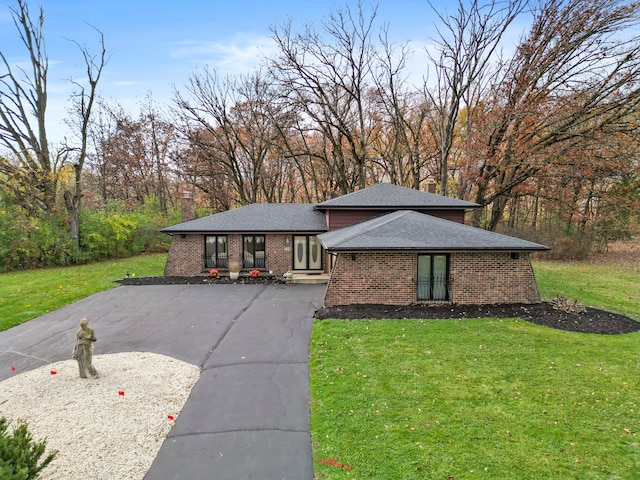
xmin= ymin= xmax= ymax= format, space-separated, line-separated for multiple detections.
xmin=205 ymin=253 xmax=228 ymax=269
xmin=417 ymin=274 xmax=449 ymax=301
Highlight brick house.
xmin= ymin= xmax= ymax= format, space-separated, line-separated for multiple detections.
xmin=161 ymin=183 xmax=548 ymax=306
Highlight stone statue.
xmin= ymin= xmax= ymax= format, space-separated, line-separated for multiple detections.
xmin=72 ymin=317 xmax=98 ymax=378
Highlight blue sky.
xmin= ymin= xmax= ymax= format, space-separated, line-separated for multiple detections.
xmin=0 ymin=0 xmax=523 ymax=142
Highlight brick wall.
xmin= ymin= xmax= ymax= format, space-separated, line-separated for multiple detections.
xmin=449 ymin=252 xmax=541 ymax=304
xmin=164 ymin=235 xmax=204 ymax=276
xmin=323 ymin=251 xmax=541 ymax=306
xmin=264 ymin=234 xmax=290 ymax=275
xmin=324 ymin=252 xmax=415 ymax=306
xmin=164 ymin=233 xmax=329 ymax=276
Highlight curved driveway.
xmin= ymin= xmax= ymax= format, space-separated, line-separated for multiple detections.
xmin=0 ymin=283 xmax=325 ymax=480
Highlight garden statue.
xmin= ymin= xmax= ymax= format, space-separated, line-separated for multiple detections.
xmin=72 ymin=317 xmax=98 ymax=378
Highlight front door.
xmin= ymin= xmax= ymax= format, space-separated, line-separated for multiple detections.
xmin=293 ymin=235 xmax=322 ymax=270
xmin=417 ymin=254 xmax=449 ymax=301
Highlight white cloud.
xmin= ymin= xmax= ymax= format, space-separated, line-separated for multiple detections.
xmin=169 ymin=33 xmax=277 ymax=75
xmin=112 ymin=80 xmax=138 ymax=87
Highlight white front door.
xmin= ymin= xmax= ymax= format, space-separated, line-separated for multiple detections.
xmin=293 ymin=235 xmax=323 ymax=270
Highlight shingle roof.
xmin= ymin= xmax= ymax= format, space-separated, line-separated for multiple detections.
xmin=315 ymin=183 xmax=479 ymax=209
xmin=161 ymin=203 xmax=327 ymax=233
xmin=318 ymin=210 xmax=549 ymax=251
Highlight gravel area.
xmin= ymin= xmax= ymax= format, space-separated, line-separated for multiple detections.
xmin=0 ymin=352 xmax=200 ymax=480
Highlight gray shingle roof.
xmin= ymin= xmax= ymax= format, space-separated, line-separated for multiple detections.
xmin=161 ymin=203 xmax=327 ymax=233
xmin=315 ymin=183 xmax=479 ymax=209
xmin=318 ymin=210 xmax=549 ymax=251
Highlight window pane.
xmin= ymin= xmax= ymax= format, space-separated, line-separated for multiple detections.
xmin=417 ymin=255 xmax=432 ymax=301
xmin=243 ymin=236 xmax=253 ymax=268
xmin=205 ymin=236 xmax=217 ymax=268
xmin=255 ymin=236 xmax=265 ymax=268
xmin=309 ymin=236 xmax=322 ymax=269
xmin=433 ymin=255 xmax=448 ymax=300
xmin=243 ymin=235 xmax=265 ymax=268
xmin=217 ymin=236 xmax=227 ymax=268
xmin=294 ymin=236 xmax=306 ymax=269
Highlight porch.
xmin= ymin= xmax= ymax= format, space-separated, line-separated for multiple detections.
xmin=287 ymin=272 xmax=330 ymax=285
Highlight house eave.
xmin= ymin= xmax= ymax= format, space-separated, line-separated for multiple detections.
xmin=162 ymin=229 xmax=328 ymax=235
xmin=314 ymin=205 xmax=480 ymax=211
xmin=324 ymin=246 xmax=551 ymax=253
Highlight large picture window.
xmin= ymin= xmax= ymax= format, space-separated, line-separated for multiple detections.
xmin=243 ymin=235 xmax=265 ymax=269
xmin=205 ymin=235 xmax=228 ymax=269
xmin=293 ymin=235 xmax=322 ymax=270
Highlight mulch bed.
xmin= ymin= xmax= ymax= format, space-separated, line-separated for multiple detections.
xmin=116 ymin=276 xmax=639 ymax=335
xmin=315 ymin=302 xmax=640 ymax=335
xmin=115 ymin=275 xmax=286 ymax=286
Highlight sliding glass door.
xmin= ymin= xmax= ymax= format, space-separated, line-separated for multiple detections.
xmin=417 ymin=254 xmax=449 ymax=301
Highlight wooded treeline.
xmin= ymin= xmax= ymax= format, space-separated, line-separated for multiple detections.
xmin=1 ymin=0 xmax=639 ymax=271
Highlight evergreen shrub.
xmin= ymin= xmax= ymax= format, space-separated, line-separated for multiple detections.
xmin=0 ymin=417 xmax=57 ymax=480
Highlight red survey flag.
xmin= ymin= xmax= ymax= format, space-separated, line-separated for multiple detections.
xmin=118 ymin=391 xmax=125 ymax=396
xmin=50 ymin=370 xmax=57 ymax=375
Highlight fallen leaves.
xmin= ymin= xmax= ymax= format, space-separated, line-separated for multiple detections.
xmin=317 ymin=458 xmax=353 ymax=470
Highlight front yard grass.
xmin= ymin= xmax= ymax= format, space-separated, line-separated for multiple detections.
xmin=533 ymin=260 xmax=640 ymax=321
xmin=310 ymin=318 xmax=640 ymax=479
xmin=0 ymin=254 xmax=166 ymax=331
xmin=311 ymin=259 xmax=640 ymax=479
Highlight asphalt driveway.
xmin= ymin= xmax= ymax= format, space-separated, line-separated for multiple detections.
xmin=0 ymin=283 xmax=326 ymax=480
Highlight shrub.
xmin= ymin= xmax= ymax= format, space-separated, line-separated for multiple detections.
xmin=0 ymin=417 xmax=57 ymax=480
xmin=80 ymin=210 xmax=139 ymax=259
xmin=544 ymin=233 xmax=593 ymax=260
xmin=0 ymin=194 xmax=173 ymax=272
xmin=552 ymin=295 xmax=587 ymax=314
xmin=0 ymin=204 xmax=75 ymax=271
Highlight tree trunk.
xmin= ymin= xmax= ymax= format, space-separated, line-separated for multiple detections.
xmin=64 ymin=163 xmax=83 ymax=250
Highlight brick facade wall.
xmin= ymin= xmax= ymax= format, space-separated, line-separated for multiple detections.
xmin=164 ymin=233 xmax=328 ymax=276
xmin=449 ymin=252 xmax=541 ymax=304
xmin=323 ymin=251 xmax=541 ymax=306
xmin=163 ymin=235 xmax=204 ymax=276
xmin=262 ymin=234 xmax=290 ymax=275
xmin=324 ymin=252 xmax=415 ymax=306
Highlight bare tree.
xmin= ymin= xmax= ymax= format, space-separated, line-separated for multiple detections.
xmin=0 ymin=0 xmax=106 ymax=250
xmin=140 ymin=94 xmax=178 ymax=214
xmin=88 ymin=99 xmax=180 ymax=210
xmin=174 ymin=69 xmax=285 ymax=205
xmin=466 ymin=0 xmax=640 ymax=229
xmin=269 ymin=3 xmax=379 ymax=195
xmin=425 ymin=0 xmax=527 ymax=196
xmin=0 ymin=0 xmax=59 ymax=214
xmin=371 ymin=31 xmax=437 ymax=189
xmin=63 ymin=27 xmax=107 ymax=249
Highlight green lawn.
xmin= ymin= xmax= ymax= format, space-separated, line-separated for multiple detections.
xmin=534 ymin=260 xmax=640 ymax=321
xmin=0 ymin=254 xmax=167 ymax=331
xmin=310 ymin=260 xmax=640 ymax=479
xmin=2 ymin=253 xmax=639 ymax=478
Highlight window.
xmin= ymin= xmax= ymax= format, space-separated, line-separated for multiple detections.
xmin=293 ymin=235 xmax=323 ymax=270
xmin=417 ymin=254 xmax=449 ymax=301
xmin=205 ymin=236 xmax=228 ymax=269
xmin=243 ymin=235 xmax=265 ymax=269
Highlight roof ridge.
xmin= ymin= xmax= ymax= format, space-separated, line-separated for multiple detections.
xmin=315 ymin=183 xmax=479 ymax=208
